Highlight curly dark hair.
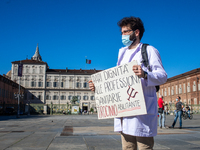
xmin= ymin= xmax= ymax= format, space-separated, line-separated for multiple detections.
xmin=117 ymin=16 xmax=145 ymax=40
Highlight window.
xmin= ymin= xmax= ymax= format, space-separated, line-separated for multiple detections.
xmin=61 ymin=95 xmax=66 ymax=100
xmin=187 ymin=82 xmax=190 ymax=92
xmin=31 ymin=81 xmax=36 ymax=87
xmin=198 ymin=80 xmax=200 ymax=91
xmin=53 ymin=82 xmax=58 ymax=87
xmin=168 ymin=87 xmax=170 ymax=96
xmin=46 ymin=95 xmax=51 ymax=100
xmin=53 ymin=95 xmax=58 ymax=100
xmin=77 ymin=95 xmax=81 ymax=100
xmin=171 ymin=86 xmax=174 ymax=95
xmin=176 ymin=85 xmax=178 ymax=94
xmin=90 ymin=96 xmax=95 ymax=100
xmin=83 ymin=95 xmax=88 ymax=100
xmin=183 ymin=84 xmax=186 ymax=93
xmin=83 ymin=82 xmax=88 ymax=88
xmin=68 ymin=95 xmax=72 ymax=100
xmin=179 ymin=84 xmax=182 ymax=94
xmin=38 ymin=82 xmax=43 ymax=87
xmin=164 ymin=88 xmax=167 ymax=96
xmin=76 ymin=82 xmax=81 ymax=88
xmin=193 ymin=81 xmax=196 ymax=92
xmin=61 ymin=82 xmax=64 ymax=87
xmin=47 ymin=82 xmax=51 ymax=87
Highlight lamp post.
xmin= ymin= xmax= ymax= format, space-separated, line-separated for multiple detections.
xmin=14 ymin=92 xmax=24 ymax=118
xmin=169 ymin=101 xmax=172 ymax=115
xmin=16 ymin=61 xmax=23 ymax=118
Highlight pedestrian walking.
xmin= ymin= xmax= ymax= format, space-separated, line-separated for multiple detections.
xmin=170 ymin=96 xmax=183 ymax=129
xmin=158 ymin=95 xmax=165 ymax=129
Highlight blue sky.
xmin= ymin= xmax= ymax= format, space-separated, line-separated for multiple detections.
xmin=0 ymin=0 xmax=200 ymax=78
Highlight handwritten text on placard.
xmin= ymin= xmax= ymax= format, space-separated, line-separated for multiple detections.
xmin=91 ymin=61 xmax=147 ymax=119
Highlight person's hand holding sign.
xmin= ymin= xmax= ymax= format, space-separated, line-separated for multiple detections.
xmin=88 ymin=80 xmax=95 ymax=91
xmin=132 ymin=65 xmax=146 ymax=79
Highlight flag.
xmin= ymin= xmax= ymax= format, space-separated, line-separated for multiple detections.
xmin=86 ymin=59 xmax=91 ymax=64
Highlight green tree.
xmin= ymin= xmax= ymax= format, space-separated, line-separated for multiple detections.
xmin=71 ymin=96 xmax=78 ymax=104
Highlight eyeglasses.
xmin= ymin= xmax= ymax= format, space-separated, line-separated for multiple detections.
xmin=120 ymin=30 xmax=133 ymax=35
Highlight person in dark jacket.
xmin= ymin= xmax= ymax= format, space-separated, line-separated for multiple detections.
xmin=171 ymin=96 xmax=183 ymax=129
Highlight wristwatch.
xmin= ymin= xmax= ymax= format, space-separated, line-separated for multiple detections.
xmin=144 ymin=71 xmax=148 ymax=79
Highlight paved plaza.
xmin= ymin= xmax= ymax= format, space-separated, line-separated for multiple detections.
xmin=0 ymin=114 xmax=200 ymax=150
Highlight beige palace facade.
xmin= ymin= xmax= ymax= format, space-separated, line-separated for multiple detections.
xmin=9 ymin=44 xmax=101 ymax=113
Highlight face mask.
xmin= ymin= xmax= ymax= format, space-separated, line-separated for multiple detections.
xmin=122 ymin=35 xmax=133 ymax=46
xmin=176 ymin=99 xmax=178 ymax=101
xmin=122 ymin=31 xmax=136 ymax=46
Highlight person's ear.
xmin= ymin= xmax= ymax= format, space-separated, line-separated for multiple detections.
xmin=135 ymin=29 xmax=140 ymax=37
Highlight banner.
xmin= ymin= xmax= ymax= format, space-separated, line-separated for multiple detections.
xmin=91 ymin=60 xmax=147 ymax=119
xmin=18 ymin=63 xmax=23 ymax=77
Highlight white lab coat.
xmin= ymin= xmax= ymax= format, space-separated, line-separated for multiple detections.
xmin=114 ymin=43 xmax=167 ymax=137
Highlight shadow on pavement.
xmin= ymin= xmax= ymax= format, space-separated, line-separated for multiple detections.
xmin=0 ymin=115 xmax=51 ymax=121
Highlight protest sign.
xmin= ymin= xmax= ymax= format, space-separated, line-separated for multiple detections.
xmin=91 ymin=60 xmax=147 ymax=119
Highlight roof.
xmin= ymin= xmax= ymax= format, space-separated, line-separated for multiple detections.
xmin=12 ymin=59 xmax=48 ymax=65
xmin=167 ymin=68 xmax=200 ymax=82
xmin=46 ymin=68 xmax=102 ymax=75
xmin=0 ymin=74 xmax=25 ymax=89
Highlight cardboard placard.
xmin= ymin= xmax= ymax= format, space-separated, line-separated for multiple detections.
xmin=91 ymin=60 xmax=147 ymax=119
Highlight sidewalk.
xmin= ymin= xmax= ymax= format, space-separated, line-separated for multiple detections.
xmin=0 ymin=114 xmax=200 ymax=150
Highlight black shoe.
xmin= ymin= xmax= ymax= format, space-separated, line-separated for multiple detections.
xmin=179 ymin=127 xmax=182 ymax=129
xmin=169 ymin=126 xmax=174 ymax=128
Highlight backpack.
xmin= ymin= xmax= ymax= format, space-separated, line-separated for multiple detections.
xmin=141 ymin=44 xmax=160 ymax=92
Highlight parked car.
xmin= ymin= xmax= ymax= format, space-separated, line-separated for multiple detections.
xmin=5 ymin=107 xmax=16 ymax=115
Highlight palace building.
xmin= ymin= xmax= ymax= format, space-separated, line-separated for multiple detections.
xmin=158 ymin=68 xmax=200 ymax=107
xmin=9 ymin=44 xmax=101 ymax=113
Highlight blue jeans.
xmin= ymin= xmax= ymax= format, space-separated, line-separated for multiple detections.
xmin=172 ymin=111 xmax=182 ymax=127
xmin=159 ymin=111 xmax=165 ymax=127
xmin=187 ymin=110 xmax=190 ymax=118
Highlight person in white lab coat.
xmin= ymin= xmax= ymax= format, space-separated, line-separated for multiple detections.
xmin=89 ymin=16 xmax=167 ymax=150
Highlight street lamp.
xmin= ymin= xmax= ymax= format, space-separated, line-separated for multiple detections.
xmin=14 ymin=92 xmax=24 ymax=118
